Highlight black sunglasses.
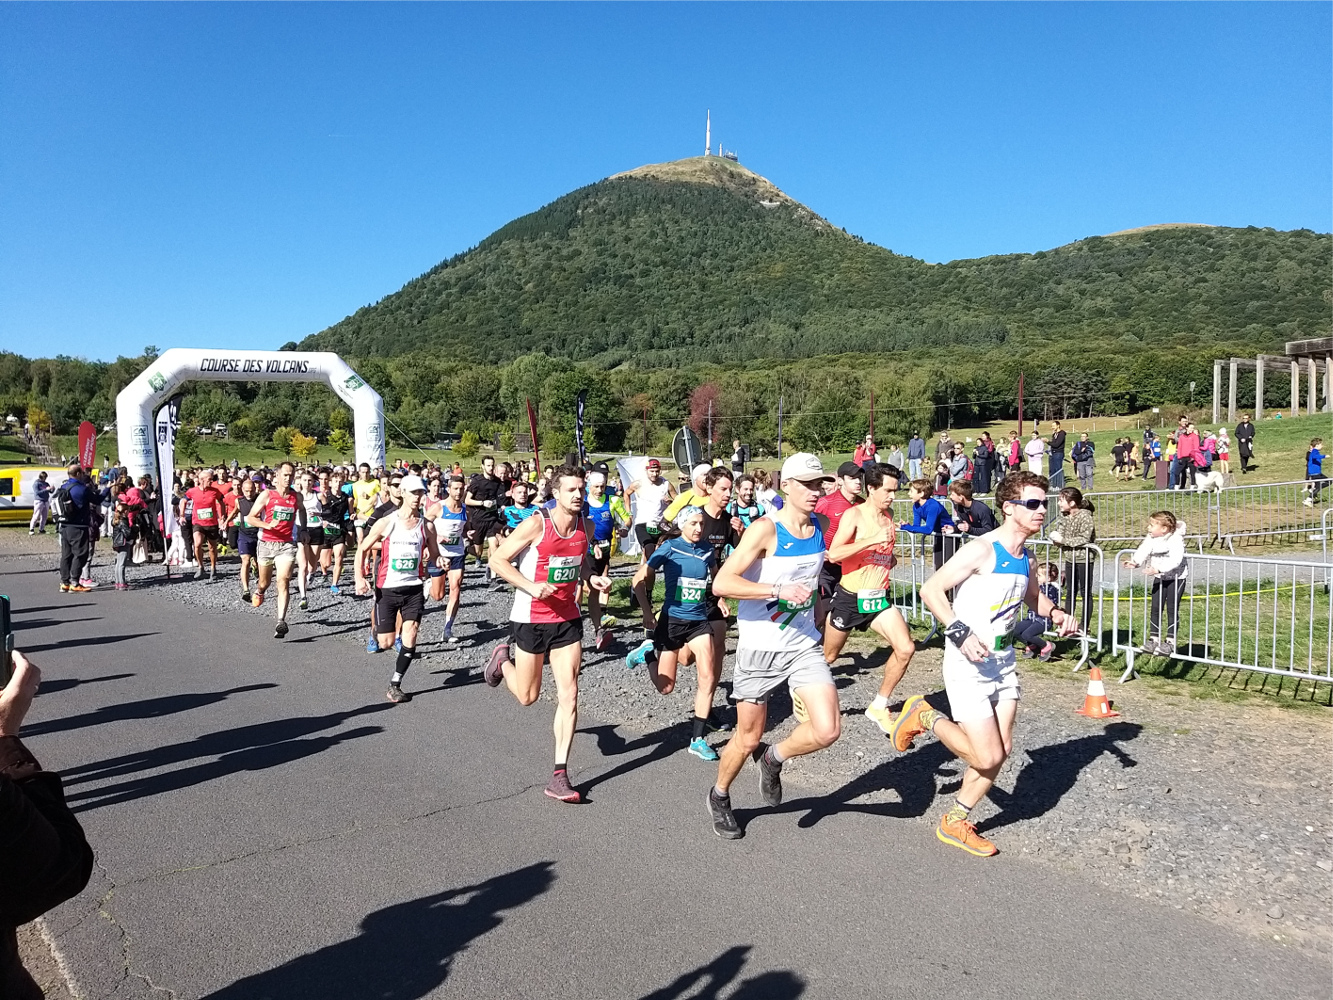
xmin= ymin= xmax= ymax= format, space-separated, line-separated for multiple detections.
xmin=1005 ymin=498 xmax=1049 ymax=511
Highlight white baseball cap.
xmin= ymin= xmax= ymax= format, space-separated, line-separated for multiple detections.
xmin=399 ymin=474 xmax=427 ymax=494
xmin=586 ymin=471 xmax=606 ymax=487
xmin=691 ymin=463 xmax=712 ymax=484
xmin=780 ymin=452 xmax=834 ymax=485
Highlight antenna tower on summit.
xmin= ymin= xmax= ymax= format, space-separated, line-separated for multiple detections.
xmin=704 ymin=110 xmax=711 ymax=157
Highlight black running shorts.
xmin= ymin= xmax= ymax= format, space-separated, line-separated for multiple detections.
xmin=513 ymin=619 xmax=583 ymax=656
xmin=652 ymin=615 xmax=713 ymax=652
xmin=376 ymin=585 xmax=425 ymax=627
xmin=827 ymin=584 xmax=891 ymax=634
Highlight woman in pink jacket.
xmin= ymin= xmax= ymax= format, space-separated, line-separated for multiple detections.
xmin=1174 ymin=423 xmax=1201 ymax=490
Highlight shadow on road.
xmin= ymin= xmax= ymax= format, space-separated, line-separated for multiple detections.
xmin=199 ymin=861 xmax=556 ymax=1000
xmin=734 ymin=740 xmax=955 ymax=834
xmin=578 ymin=722 xmax=691 ymax=796
xmin=23 ymin=683 xmax=278 ymax=738
xmin=640 ymin=945 xmax=805 ymax=1000
xmin=10 ymin=603 xmax=96 ymax=614
xmin=979 ymin=722 xmax=1142 ymax=835
xmin=62 ymin=703 xmax=394 ymax=810
xmin=14 ymin=615 xmax=103 ymax=631
xmin=22 ymin=630 xmax=159 ymax=654
xmin=37 ymin=672 xmax=135 ymax=696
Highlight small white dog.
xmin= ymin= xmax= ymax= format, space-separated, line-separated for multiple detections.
xmin=1194 ymin=470 xmax=1227 ymax=493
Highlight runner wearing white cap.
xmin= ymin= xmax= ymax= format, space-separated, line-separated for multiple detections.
xmin=706 ymin=452 xmax=841 ymax=839
xmin=356 ymin=474 xmax=443 ymax=703
xmin=624 ymin=458 xmax=677 ymax=633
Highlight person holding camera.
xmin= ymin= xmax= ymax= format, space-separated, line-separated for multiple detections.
xmin=0 ymin=650 xmax=95 ymax=998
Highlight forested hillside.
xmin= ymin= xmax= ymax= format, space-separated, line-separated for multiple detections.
xmin=302 ymin=156 xmax=1330 ymax=366
xmin=2 ymin=157 xmax=1328 ymax=457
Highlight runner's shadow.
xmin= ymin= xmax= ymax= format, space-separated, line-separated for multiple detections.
xmin=23 ymin=682 xmax=278 ymax=738
xmin=37 ymin=672 xmax=135 ymax=695
xmin=22 ymin=630 xmax=158 ymax=653
xmin=11 ymin=603 xmax=96 ymax=614
xmin=63 ymin=702 xmax=393 ymax=789
xmin=14 ymin=616 xmax=103 ymax=631
xmin=578 ymin=722 xmax=691 ymax=798
xmin=978 ymin=722 xmax=1142 ymax=835
xmin=639 ymin=945 xmax=805 ymax=1000
xmin=733 ymin=740 xmax=955 ymax=832
xmin=199 ymin=861 xmax=556 ymax=1000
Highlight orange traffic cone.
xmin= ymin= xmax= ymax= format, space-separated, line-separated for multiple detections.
xmin=1076 ymin=666 xmax=1120 ymax=718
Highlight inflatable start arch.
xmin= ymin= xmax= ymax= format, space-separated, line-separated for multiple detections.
xmin=116 ymin=348 xmax=386 ymax=484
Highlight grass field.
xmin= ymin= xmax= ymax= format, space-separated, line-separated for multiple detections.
xmin=819 ymin=410 xmax=1331 ymax=495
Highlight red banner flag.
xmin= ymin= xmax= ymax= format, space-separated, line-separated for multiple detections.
xmin=77 ymin=421 xmax=97 ymax=470
xmin=526 ymin=399 xmax=540 ymax=471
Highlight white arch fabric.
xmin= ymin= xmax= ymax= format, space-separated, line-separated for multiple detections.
xmin=116 ymin=348 xmax=386 ymax=484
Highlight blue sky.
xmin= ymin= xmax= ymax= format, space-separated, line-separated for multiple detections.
xmin=2 ymin=2 xmax=1329 ymax=362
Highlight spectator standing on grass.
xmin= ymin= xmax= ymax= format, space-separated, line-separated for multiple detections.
xmin=1071 ymin=433 xmax=1095 ymax=492
xmin=1048 ymin=421 xmax=1067 ymax=487
xmin=1303 ymin=438 xmax=1326 ymax=507
xmin=853 ymin=433 xmax=878 ymax=470
xmin=934 ymin=431 xmax=952 ymax=464
xmin=1006 ymin=431 xmax=1022 ymax=476
xmin=730 ymin=439 xmax=748 ymax=475
xmin=1024 ymin=430 xmax=1045 ymax=475
xmin=886 ymin=442 xmax=904 ymax=474
xmin=907 ymin=433 xmax=926 ymax=480
xmin=972 ymin=436 xmax=993 ymax=494
xmin=1047 ymin=485 xmax=1097 ymax=631
xmin=1142 ymin=431 xmax=1158 ymax=481
xmin=1235 ymin=415 xmax=1256 ymax=474
xmin=1175 ymin=423 xmax=1200 ymax=490
xmin=949 ymin=443 xmax=970 ymax=483
xmin=1216 ymin=428 xmax=1231 ymax=476
xmin=27 ymin=472 xmax=51 ymax=535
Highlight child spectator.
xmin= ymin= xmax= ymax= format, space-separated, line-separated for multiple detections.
xmin=901 ymin=477 xmax=954 ymax=570
xmin=1304 ymin=438 xmax=1325 ymax=507
xmin=110 ymin=501 xmax=135 ymax=590
xmin=1216 ymin=428 xmax=1231 ymax=476
xmin=1121 ymin=511 xmax=1188 ymax=656
xmin=1013 ymin=563 xmax=1062 ymax=660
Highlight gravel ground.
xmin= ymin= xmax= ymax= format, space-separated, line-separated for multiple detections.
xmin=11 ymin=530 xmax=1333 ymax=956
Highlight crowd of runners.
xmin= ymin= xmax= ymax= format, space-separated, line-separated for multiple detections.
xmin=59 ymin=446 xmax=1088 ymax=856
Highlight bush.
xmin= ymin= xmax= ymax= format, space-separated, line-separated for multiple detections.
xmin=272 ymin=426 xmax=296 ymax=455
xmin=456 ymin=430 xmax=480 ymax=459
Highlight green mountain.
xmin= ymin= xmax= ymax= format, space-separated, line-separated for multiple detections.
xmin=301 ymin=156 xmax=1330 ymax=366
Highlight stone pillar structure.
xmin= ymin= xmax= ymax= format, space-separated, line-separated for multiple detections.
xmin=1309 ymin=359 xmax=1319 ymax=416
xmin=1291 ymin=361 xmax=1300 ymax=418
xmin=1255 ymin=356 xmax=1264 ymax=421
xmin=1212 ymin=361 xmax=1222 ymax=425
xmin=1228 ymin=360 xmax=1238 ymax=423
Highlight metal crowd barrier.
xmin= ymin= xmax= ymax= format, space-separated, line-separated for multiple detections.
xmin=1111 ymin=549 xmax=1333 ymax=685
xmin=1064 ymin=479 xmax=1326 ymax=551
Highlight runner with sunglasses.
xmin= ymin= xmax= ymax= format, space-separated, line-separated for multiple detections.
xmin=894 ymin=470 xmax=1078 ymax=857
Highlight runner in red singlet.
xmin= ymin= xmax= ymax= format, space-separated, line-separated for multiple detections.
xmin=245 ymin=461 xmax=301 ymax=639
xmin=186 ymin=469 xmax=225 ymax=582
xmin=483 ymin=465 xmax=612 ymax=803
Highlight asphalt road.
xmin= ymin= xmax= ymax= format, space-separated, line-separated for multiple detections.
xmin=6 ymin=557 xmax=1328 ymax=1000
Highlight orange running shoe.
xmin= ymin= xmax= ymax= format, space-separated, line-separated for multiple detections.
xmin=251 ymin=590 xmax=264 ymax=608
xmin=936 ymin=814 xmax=998 ymax=857
xmin=890 ymin=694 xmax=929 ymax=752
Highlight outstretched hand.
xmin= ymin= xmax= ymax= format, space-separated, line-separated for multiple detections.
xmin=0 ymin=651 xmax=41 ymax=738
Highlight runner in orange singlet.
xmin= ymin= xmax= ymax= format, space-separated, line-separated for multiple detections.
xmin=823 ymin=464 xmax=917 ymax=734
